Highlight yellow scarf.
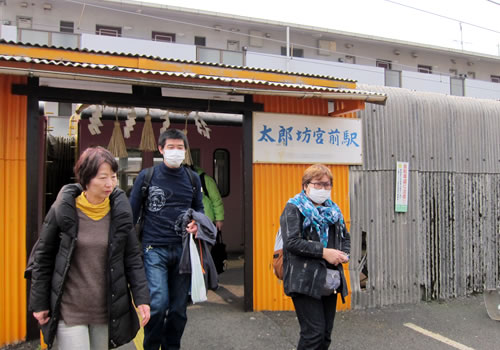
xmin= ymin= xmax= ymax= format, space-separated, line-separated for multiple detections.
xmin=76 ymin=192 xmax=111 ymax=221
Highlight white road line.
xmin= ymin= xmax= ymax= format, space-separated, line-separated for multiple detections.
xmin=403 ymin=323 xmax=475 ymax=350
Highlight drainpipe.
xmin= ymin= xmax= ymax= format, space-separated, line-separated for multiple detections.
xmin=286 ymin=26 xmax=290 ymax=71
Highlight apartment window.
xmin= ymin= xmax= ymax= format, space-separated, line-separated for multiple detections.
xmin=345 ymin=55 xmax=356 ymax=64
xmin=152 ymin=31 xmax=175 ymax=43
xmin=376 ymin=59 xmax=392 ymax=70
xmin=213 ymin=149 xmax=229 ymax=197
xmin=17 ymin=16 xmax=32 ymax=29
xmin=190 ymin=149 xmax=201 ymax=167
xmin=194 ymin=36 xmax=206 ymax=46
xmin=385 ymin=70 xmax=401 ymax=88
xmin=418 ymin=64 xmax=432 ymax=74
xmin=467 ymin=72 xmax=476 ymax=79
xmin=449 ymin=69 xmax=458 ymax=76
xmin=491 ymin=75 xmax=500 ymax=83
xmin=227 ymin=40 xmax=239 ymax=51
xmin=96 ymin=25 xmax=121 ymax=37
xmin=280 ymin=46 xmax=304 ymax=58
xmin=60 ymin=21 xmax=74 ymax=33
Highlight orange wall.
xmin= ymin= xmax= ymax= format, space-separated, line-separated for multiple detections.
xmin=252 ymin=96 xmax=353 ymax=311
xmin=0 ymin=75 xmax=27 ymax=346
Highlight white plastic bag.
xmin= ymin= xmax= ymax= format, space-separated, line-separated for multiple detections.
xmin=189 ymin=234 xmax=207 ymax=303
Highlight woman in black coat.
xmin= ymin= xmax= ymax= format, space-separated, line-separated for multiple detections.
xmin=280 ymin=164 xmax=350 ymax=350
xmin=30 ymin=146 xmax=150 ymax=349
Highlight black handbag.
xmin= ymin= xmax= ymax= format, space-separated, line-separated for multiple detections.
xmin=211 ymin=230 xmax=228 ymax=274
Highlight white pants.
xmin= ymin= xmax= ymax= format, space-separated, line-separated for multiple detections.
xmin=56 ymin=321 xmax=108 ymax=350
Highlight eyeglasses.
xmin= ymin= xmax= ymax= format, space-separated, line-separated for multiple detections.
xmin=309 ymin=182 xmax=332 ymax=190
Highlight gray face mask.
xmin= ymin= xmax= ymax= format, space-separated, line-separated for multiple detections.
xmin=163 ymin=149 xmax=185 ymax=168
xmin=308 ymin=188 xmax=331 ymax=204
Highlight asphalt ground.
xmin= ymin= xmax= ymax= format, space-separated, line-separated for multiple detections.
xmin=4 ymin=257 xmax=499 ymax=350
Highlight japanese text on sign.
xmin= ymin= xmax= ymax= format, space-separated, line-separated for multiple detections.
xmin=395 ymin=161 xmax=409 ymax=212
xmin=253 ymin=112 xmax=362 ymax=164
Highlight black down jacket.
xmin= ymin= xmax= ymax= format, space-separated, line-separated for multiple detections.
xmin=29 ymin=184 xmax=150 ymax=349
xmin=280 ymin=203 xmax=351 ymax=301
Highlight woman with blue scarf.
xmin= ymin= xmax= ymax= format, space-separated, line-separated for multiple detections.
xmin=280 ymin=164 xmax=350 ymax=350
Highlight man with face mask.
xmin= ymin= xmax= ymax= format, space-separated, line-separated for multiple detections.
xmin=129 ymin=129 xmax=203 ymax=350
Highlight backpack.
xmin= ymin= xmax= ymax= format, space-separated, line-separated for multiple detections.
xmin=199 ymin=172 xmax=210 ymax=200
xmin=136 ymin=165 xmax=197 ymax=241
xmin=135 ymin=166 xmax=154 ymax=241
xmin=272 ymin=227 xmax=283 ymax=280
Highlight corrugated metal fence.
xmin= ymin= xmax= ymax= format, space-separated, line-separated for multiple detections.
xmin=0 ymin=75 xmax=27 ymax=346
xmin=349 ymin=85 xmax=500 ymax=309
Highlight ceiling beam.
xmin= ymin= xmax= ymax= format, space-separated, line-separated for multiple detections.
xmin=12 ymin=84 xmax=263 ymax=114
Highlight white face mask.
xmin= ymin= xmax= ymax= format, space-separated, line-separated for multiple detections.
xmin=163 ymin=149 xmax=185 ymax=168
xmin=308 ymin=188 xmax=331 ymax=204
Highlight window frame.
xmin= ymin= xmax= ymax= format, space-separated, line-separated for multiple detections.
xmin=227 ymin=40 xmax=240 ymax=51
xmin=213 ymin=148 xmax=230 ymax=198
xmin=376 ymin=59 xmax=392 ymax=70
xmin=96 ymin=24 xmax=122 ymax=37
xmin=60 ymin=21 xmax=74 ymax=33
xmin=194 ymin=36 xmax=206 ymax=46
xmin=417 ymin=64 xmax=433 ymax=74
xmin=280 ymin=46 xmax=304 ymax=58
xmin=152 ymin=31 xmax=176 ymax=43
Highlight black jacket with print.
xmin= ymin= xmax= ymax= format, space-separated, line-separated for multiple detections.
xmin=29 ymin=184 xmax=150 ymax=348
xmin=280 ymin=203 xmax=351 ymax=301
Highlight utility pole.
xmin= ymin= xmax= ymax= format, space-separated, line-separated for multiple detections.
xmin=459 ymin=22 xmax=464 ymax=50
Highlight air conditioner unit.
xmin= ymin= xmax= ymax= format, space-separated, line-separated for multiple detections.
xmin=318 ymin=39 xmax=336 ymax=56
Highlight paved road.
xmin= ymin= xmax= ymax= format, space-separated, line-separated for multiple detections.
xmin=181 ymin=259 xmax=499 ymax=350
xmin=4 ymin=258 xmax=499 ymax=350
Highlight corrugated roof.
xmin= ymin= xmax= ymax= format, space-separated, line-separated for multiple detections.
xmin=0 ymin=40 xmax=356 ymax=83
xmin=0 ymin=54 xmax=387 ymax=103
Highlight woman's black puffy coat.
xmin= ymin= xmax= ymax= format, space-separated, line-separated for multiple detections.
xmin=280 ymin=203 xmax=351 ymax=301
xmin=29 ymin=184 xmax=150 ymax=349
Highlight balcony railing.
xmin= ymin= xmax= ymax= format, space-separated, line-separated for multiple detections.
xmin=197 ymin=47 xmax=245 ymax=66
xmin=2 ymin=26 xmax=500 ymax=100
xmin=19 ymin=28 xmax=79 ymax=49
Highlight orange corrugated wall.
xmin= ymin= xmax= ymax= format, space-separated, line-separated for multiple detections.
xmin=0 ymin=75 xmax=27 ymax=346
xmin=252 ymin=96 xmax=354 ymax=311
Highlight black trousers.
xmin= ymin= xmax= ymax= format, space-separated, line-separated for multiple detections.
xmin=292 ymin=292 xmax=338 ymax=350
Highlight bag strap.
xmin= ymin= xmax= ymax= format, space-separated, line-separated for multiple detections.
xmin=183 ymin=166 xmax=197 ymax=201
xmin=199 ymin=172 xmax=210 ymax=200
xmin=140 ymin=166 xmax=155 ymax=205
xmin=216 ymin=229 xmax=224 ymax=244
xmin=198 ymin=238 xmax=205 ymax=274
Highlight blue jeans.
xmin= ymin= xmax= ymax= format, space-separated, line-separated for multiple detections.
xmin=143 ymin=244 xmax=190 ymax=350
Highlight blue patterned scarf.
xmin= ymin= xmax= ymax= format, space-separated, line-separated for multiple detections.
xmin=288 ymin=191 xmax=343 ymax=247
